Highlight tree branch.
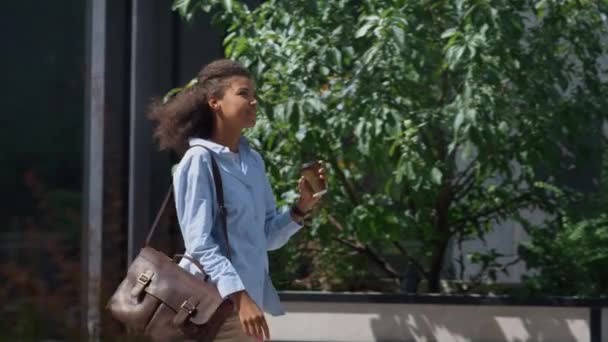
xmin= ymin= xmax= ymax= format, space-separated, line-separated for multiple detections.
xmin=453 ymin=193 xmax=535 ymax=229
xmin=392 ymin=241 xmax=429 ymax=278
xmin=327 ymin=152 xmax=360 ymax=206
xmin=397 ymin=181 xmax=418 ymax=215
xmin=453 ymin=156 xmax=479 ymax=189
xmin=332 ymin=237 xmax=401 ymax=279
xmin=326 ymin=214 xmax=400 ymax=279
xmin=502 ymin=256 xmax=522 ymax=269
xmin=327 ymin=214 xmax=345 ymax=232
xmin=453 ymin=172 xmax=477 ymax=202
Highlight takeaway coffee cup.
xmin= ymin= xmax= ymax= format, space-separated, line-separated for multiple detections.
xmin=301 ymin=160 xmax=327 ymax=198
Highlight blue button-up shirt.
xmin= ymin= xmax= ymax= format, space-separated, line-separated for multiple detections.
xmin=173 ymin=136 xmax=303 ymax=316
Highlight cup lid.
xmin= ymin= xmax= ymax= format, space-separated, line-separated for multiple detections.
xmin=301 ymin=161 xmax=320 ymax=169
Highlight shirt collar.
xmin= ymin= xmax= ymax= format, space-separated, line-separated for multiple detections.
xmin=188 ymin=136 xmax=250 ymax=156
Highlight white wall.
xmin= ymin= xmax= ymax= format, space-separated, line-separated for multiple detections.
xmin=451 ymin=208 xmax=546 ymax=283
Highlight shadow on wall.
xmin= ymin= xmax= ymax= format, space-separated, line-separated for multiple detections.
xmin=368 ymin=305 xmax=587 ymax=342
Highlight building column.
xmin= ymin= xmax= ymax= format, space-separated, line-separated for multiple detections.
xmin=82 ymin=0 xmax=130 ymax=340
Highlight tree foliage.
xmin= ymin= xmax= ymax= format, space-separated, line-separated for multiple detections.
xmin=174 ymin=0 xmax=608 ymax=293
xmin=518 ymin=142 xmax=608 ymax=297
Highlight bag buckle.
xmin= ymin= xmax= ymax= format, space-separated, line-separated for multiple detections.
xmin=137 ymin=273 xmax=151 ymax=286
xmin=180 ymin=300 xmax=196 ymax=315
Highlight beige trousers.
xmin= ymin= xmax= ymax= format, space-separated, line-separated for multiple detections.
xmin=214 ymin=312 xmax=259 ymax=342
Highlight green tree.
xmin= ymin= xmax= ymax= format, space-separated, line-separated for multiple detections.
xmin=517 ymin=141 xmax=608 ymax=297
xmin=174 ymin=0 xmax=608 ymax=292
xmin=519 ymin=213 xmax=608 ymax=297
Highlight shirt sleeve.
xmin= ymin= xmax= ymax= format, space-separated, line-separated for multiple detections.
xmin=173 ymin=151 xmax=245 ymax=298
xmin=259 ymin=158 xmax=303 ymax=251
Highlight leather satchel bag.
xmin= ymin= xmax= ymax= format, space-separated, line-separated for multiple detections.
xmin=107 ymin=146 xmax=234 ymax=342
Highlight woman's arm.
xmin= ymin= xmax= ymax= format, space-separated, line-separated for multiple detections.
xmin=258 ymin=155 xmax=325 ymax=250
xmin=174 ymin=152 xmax=245 ymax=298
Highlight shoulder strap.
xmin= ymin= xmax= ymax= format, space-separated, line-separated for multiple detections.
xmin=145 ymin=185 xmax=174 ymax=247
xmin=144 ymin=145 xmax=231 ymax=260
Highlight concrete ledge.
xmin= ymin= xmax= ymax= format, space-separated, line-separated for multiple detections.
xmin=279 ymin=291 xmax=608 ymax=307
xmin=265 ymin=292 xmax=608 ymax=342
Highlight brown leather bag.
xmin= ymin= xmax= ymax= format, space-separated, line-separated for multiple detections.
xmin=107 ymin=146 xmax=234 ymax=341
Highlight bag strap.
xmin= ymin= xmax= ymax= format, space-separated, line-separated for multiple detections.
xmin=144 ymin=145 xmax=232 ymax=261
xmin=145 ymin=185 xmax=174 ymax=247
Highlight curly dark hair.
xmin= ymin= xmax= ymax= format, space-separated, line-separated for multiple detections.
xmin=148 ymin=59 xmax=252 ymax=153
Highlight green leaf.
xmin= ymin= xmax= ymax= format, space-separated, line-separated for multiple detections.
xmin=391 ymin=26 xmax=405 ymax=46
xmin=354 ymin=120 xmax=365 ymax=138
xmin=441 ymin=27 xmax=459 ymax=39
xmin=446 ymin=45 xmax=466 ymax=69
xmin=535 ymin=0 xmax=548 ymax=19
xmin=431 ymin=167 xmax=443 ymax=185
xmin=306 ymin=97 xmax=324 ymax=113
xmin=172 ymin=0 xmax=195 ymax=20
xmin=362 ymin=45 xmax=379 ymax=65
xmin=285 ymin=99 xmax=295 ymax=122
xmin=455 ymin=46 xmax=466 ymax=64
xmin=498 ymin=121 xmax=508 ymax=133
xmin=331 ymin=48 xmax=343 ymax=69
xmin=454 ymin=112 xmax=465 ymax=131
xmin=355 ymin=23 xmax=374 ymax=38
xmin=462 ymin=140 xmax=475 ymax=160
xmin=295 ymin=127 xmax=307 ymax=142
xmin=172 ymin=0 xmax=190 ymax=12
xmin=274 ymin=103 xmax=285 ymax=121
xmin=222 ymin=0 xmax=233 ymax=13
xmin=230 ymin=37 xmax=249 ymax=57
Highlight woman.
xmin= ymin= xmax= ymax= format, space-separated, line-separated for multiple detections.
xmin=148 ymin=59 xmax=326 ymax=341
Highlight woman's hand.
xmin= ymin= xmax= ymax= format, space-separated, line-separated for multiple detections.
xmin=296 ymin=162 xmax=327 ymax=213
xmin=230 ymin=291 xmax=269 ymax=341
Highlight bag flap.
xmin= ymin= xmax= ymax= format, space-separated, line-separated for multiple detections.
xmin=126 ymin=247 xmax=225 ymax=325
